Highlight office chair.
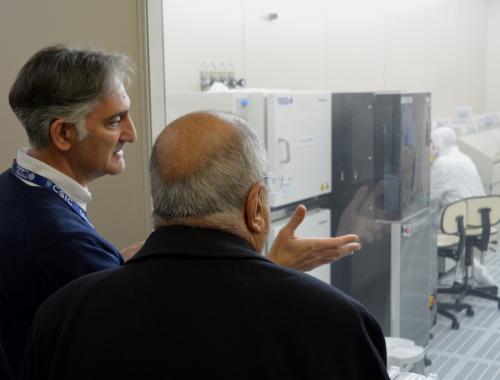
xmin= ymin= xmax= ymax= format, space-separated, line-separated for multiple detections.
xmin=461 ymin=195 xmax=500 ymax=307
xmin=435 ymin=200 xmax=474 ymax=329
xmin=467 ymin=195 xmax=499 ymax=268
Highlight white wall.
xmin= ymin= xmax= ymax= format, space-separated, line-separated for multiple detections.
xmin=0 ymin=0 xmax=150 ymax=248
xmin=327 ymin=0 xmax=385 ymax=91
xmin=486 ymin=0 xmax=500 ymax=111
xmin=428 ymin=0 xmax=461 ymax=116
xmin=163 ymin=0 xmax=492 ymax=118
xmin=457 ymin=0 xmax=487 ymax=114
xmin=244 ymin=0 xmax=328 ymax=89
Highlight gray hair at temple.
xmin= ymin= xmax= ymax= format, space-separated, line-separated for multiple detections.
xmin=150 ymin=112 xmax=268 ymax=226
xmin=9 ymin=44 xmax=134 ymax=149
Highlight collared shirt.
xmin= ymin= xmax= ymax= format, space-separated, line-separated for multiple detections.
xmin=16 ymin=148 xmax=92 ymax=211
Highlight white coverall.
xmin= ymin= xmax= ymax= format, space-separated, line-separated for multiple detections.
xmin=430 ymin=126 xmax=494 ymax=286
xmin=430 ymin=127 xmax=485 ymax=209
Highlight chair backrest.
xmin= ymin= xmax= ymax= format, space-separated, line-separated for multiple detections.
xmin=440 ymin=200 xmax=466 ymax=261
xmin=466 ymin=195 xmax=500 ymax=228
xmin=466 ymin=195 xmax=500 ymax=251
xmin=441 ymin=199 xmax=467 ymax=235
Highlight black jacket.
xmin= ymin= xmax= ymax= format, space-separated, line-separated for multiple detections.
xmin=23 ymin=226 xmax=389 ymax=380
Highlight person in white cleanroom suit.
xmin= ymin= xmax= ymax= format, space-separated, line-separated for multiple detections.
xmin=430 ymin=126 xmax=495 ymax=286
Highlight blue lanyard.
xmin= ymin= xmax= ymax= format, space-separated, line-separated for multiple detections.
xmin=11 ymin=160 xmax=94 ymax=229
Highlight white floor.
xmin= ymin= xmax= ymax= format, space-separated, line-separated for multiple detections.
xmin=427 ymin=247 xmax=500 ymax=379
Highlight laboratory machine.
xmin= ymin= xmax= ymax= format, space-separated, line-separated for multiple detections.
xmin=329 ymin=92 xmax=433 ymax=349
xmin=165 ymin=90 xmax=332 ymax=208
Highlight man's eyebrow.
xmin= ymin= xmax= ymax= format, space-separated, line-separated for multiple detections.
xmin=103 ymin=110 xmax=129 ymax=123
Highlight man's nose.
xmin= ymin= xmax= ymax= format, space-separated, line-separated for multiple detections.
xmin=121 ymin=116 xmax=137 ymax=143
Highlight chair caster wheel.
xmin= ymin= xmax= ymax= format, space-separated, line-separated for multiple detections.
xmin=452 ymin=321 xmax=459 ymax=329
xmin=466 ymin=308 xmax=474 ymax=317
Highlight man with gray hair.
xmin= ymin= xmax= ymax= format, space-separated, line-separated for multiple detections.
xmin=1 ymin=45 xmax=361 ymax=380
xmin=22 ymin=111 xmax=389 ymax=380
xmin=0 ymin=44 xmax=137 ymax=380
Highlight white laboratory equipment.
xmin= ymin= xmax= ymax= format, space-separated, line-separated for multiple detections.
xmin=385 ymin=337 xmax=439 ymax=380
xmin=458 ymin=128 xmax=500 ymax=195
xmin=164 ymin=90 xmax=332 ymax=208
xmin=266 ymin=208 xmax=331 ymax=284
xmin=385 ymin=337 xmax=425 ymax=373
xmin=388 ymin=366 xmax=438 ymax=380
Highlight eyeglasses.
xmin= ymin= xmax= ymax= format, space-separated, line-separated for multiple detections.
xmin=263 ymin=175 xmax=283 ymax=194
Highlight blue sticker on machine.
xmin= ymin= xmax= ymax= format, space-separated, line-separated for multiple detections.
xmin=277 ymin=97 xmax=293 ymax=106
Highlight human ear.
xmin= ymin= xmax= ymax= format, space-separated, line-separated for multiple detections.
xmin=244 ymin=182 xmax=266 ymax=233
xmin=49 ymin=118 xmax=77 ymax=152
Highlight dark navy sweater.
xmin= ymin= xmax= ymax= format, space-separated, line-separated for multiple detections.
xmin=0 ymin=169 xmax=123 ymax=380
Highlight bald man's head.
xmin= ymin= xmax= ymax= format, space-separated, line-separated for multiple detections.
xmin=155 ymin=112 xmax=238 ymax=180
xmin=150 ymin=111 xmax=267 ymax=225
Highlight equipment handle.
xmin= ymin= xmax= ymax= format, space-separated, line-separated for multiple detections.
xmin=278 ymin=138 xmax=291 ymax=164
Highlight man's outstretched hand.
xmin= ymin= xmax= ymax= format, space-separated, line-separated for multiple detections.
xmin=267 ymin=205 xmax=361 ymax=271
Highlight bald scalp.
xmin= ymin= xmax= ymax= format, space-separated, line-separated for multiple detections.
xmin=155 ymin=112 xmax=238 ymax=180
xmin=149 ymin=110 xmax=267 ymax=224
